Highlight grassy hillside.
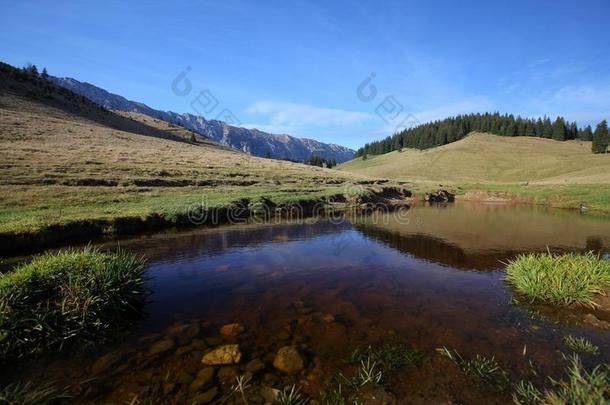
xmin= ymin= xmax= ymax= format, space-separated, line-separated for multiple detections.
xmin=0 ymin=67 xmax=366 ymax=250
xmin=341 ymin=133 xmax=610 ymax=184
xmin=340 ymin=132 xmax=610 ymax=211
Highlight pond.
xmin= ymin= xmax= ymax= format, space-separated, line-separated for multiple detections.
xmin=2 ymin=203 xmax=610 ymax=404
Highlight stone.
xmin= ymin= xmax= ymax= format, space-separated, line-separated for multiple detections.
xmin=163 ymin=382 xmax=175 ymax=395
xmin=583 ymin=313 xmax=610 ymax=329
xmin=175 ymin=345 xmax=194 ymax=356
xmin=148 ymin=338 xmax=175 ymax=356
xmin=185 ymin=323 xmax=201 ymax=338
xmin=201 ymin=344 xmax=242 ymax=365
xmin=176 ymin=370 xmax=194 ymax=385
xmin=273 ymin=346 xmax=305 ymax=374
xmin=190 ymin=386 xmax=218 ymax=404
xmin=217 ymin=366 xmax=239 ymax=384
xmin=220 ymin=323 xmax=246 ymax=336
xmin=246 ymin=358 xmax=265 ymax=373
xmin=91 ymin=351 xmax=122 ymax=374
xmin=260 ymin=386 xmax=281 ymax=403
xmin=166 ymin=323 xmax=189 ymax=336
xmin=189 ymin=367 xmax=214 ymax=392
xmin=321 ymin=314 xmax=335 ymax=323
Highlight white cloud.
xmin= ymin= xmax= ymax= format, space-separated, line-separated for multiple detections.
xmin=245 ymin=101 xmax=374 ymax=128
xmin=553 ymin=84 xmax=610 ymax=105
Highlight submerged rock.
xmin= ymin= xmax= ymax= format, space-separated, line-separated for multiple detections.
xmin=189 ymin=367 xmax=214 ymax=392
xmin=583 ymin=313 xmax=610 ymax=329
xmin=165 ymin=323 xmax=190 ymax=336
xmin=201 ymin=344 xmax=242 ymax=365
xmin=91 ymin=351 xmax=122 ymax=374
xmin=220 ymin=323 xmax=246 ymax=336
xmin=148 ymin=338 xmax=175 ymax=356
xmin=321 ymin=314 xmax=335 ymax=323
xmin=260 ymin=386 xmax=281 ymax=402
xmin=217 ymin=366 xmax=239 ymax=384
xmin=273 ymin=346 xmax=304 ymax=374
xmin=190 ymin=386 xmax=218 ymax=404
xmin=246 ymin=358 xmax=265 ymax=373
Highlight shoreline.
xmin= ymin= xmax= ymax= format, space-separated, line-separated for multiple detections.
xmin=3 ymin=184 xmax=608 ymax=258
xmin=0 ymin=186 xmax=413 ymax=257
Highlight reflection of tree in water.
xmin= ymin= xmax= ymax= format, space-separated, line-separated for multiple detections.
xmin=353 ymin=223 xmax=525 ymax=271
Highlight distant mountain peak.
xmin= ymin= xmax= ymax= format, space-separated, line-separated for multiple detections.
xmin=50 ymin=76 xmax=355 ymax=162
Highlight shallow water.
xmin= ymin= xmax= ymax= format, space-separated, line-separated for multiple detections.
xmin=3 ymin=203 xmax=610 ymax=404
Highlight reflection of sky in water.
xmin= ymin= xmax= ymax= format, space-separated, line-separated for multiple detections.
xmin=5 ymin=205 xmax=610 ymax=403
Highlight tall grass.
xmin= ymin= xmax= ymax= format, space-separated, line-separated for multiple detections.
xmin=0 ymin=247 xmax=146 ymax=360
xmin=543 ymin=355 xmax=610 ymax=404
xmin=0 ymin=380 xmax=70 ymax=405
xmin=504 ymin=252 xmax=610 ymax=307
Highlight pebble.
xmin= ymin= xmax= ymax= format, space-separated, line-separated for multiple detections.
xmin=148 ymin=338 xmax=175 ymax=356
xmin=201 ymin=344 xmax=242 ymax=365
xmin=220 ymin=323 xmax=246 ymax=336
xmin=273 ymin=346 xmax=305 ymax=374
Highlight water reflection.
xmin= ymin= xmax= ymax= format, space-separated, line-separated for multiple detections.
xmin=354 ymin=203 xmax=610 ymax=270
xmin=3 ymin=203 xmax=610 ymax=403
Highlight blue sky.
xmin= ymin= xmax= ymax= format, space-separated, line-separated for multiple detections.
xmin=1 ymin=0 xmax=609 ymax=149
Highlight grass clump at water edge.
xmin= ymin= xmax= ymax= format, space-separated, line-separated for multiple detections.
xmin=512 ymin=355 xmax=610 ymax=405
xmin=0 ymin=380 xmax=70 ymax=405
xmin=0 ymin=247 xmax=146 ymax=361
xmin=504 ymin=252 xmax=610 ymax=307
xmin=562 ymin=335 xmax=600 ymax=356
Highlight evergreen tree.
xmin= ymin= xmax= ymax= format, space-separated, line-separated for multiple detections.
xmin=581 ymin=125 xmax=593 ymax=141
xmin=542 ymin=118 xmax=553 ymax=138
xmin=568 ymin=122 xmax=578 ymax=140
xmin=552 ymin=117 xmax=566 ymax=141
xmin=525 ymin=122 xmax=535 ymax=136
xmin=535 ymin=118 xmax=544 ymax=137
xmin=26 ymin=63 xmax=38 ymax=77
xmin=265 ymin=151 xmax=271 ymax=159
xmin=41 ymin=67 xmax=49 ymax=81
xmin=592 ymin=120 xmax=609 ymax=154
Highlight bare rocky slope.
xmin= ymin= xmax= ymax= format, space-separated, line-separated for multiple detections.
xmin=50 ymin=77 xmax=355 ymax=162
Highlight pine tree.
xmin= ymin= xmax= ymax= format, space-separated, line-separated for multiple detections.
xmin=568 ymin=122 xmax=578 ymax=140
xmin=592 ymin=120 xmax=609 ymax=154
xmin=581 ymin=125 xmax=593 ymax=141
xmin=26 ymin=63 xmax=38 ymax=77
xmin=505 ymin=121 xmax=517 ymax=136
xmin=542 ymin=118 xmax=553 ymax=139
xmin=552 ymin=117 xmax=566 ymax=141
xmin=41 ymin=67 xmax=49 ymax=81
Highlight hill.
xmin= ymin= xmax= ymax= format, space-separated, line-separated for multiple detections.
xmin=340 ymin=132 xmax=610 ymax=185
xmin=0 ymin=63 xmax=366 ymax=253
xmin=50 ymin=76 xmax=355 ymax=162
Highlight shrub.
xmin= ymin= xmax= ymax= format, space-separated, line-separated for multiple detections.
xmin=504 ymin=252 xmax=610 ymax=307
xmin=0 ymin=247 xmax=146 ymax=360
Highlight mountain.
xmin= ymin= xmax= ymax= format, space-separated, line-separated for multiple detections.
xmin=50 ymin=77 xmax=355 ymax=162
xmin=340 ymin=132 xmax=608 ymax=185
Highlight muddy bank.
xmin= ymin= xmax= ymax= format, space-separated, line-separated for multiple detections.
xmin=456 ymin=190 xmax=534 ymax=204
xmin=0 ymin=186 xmax=411 ymax=257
